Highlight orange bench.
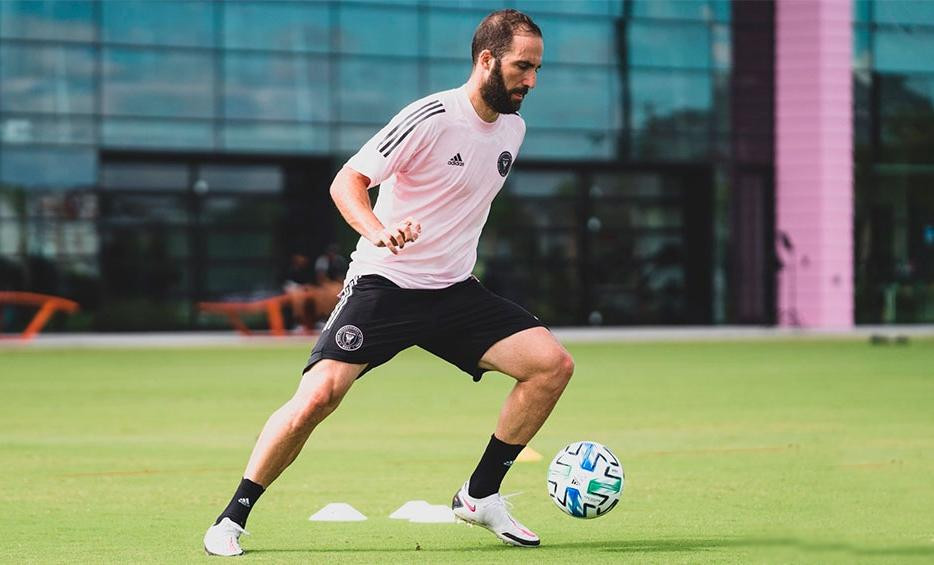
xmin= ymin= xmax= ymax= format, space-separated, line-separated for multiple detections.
xmin=0 ymin=291 xmax=80 ymax=340
xmin=199 ymin=282 xmax=343 ymax=337
xmin=198 ymin=294 xmax=290 ymax=337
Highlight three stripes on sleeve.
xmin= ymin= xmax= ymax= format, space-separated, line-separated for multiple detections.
xmin=378 ymin=100 xmax=445 ymax=157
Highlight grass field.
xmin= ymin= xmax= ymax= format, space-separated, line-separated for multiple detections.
xmin=2 ymin=338 xmax=933 ymax=563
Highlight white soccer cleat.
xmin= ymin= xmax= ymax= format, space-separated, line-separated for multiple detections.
xmin=451 ymin=482 xmax=540 ymax=547
xmin=203 ymin=517 xmax=248 ymax=556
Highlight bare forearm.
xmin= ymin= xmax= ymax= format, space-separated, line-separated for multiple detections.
xmin=329 ymin=166 xmax=421 ymax=254
xmin=329 ymin=166 xmax=384 ymax=239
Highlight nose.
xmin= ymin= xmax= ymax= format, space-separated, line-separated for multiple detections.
xmin=523 ymin=71 xmax=536 ymax=90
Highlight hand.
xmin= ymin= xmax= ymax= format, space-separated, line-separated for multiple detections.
xmin=367 ymin=217 xmax=421 ymax=255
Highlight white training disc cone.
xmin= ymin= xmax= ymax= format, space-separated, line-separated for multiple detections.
xmin=389 ymin=500 xmax=432 ymax=520
xmin=408 ymin=504 xmax=457 ymax=523
xmin=308 ymin=502 xmax=367 ymax=522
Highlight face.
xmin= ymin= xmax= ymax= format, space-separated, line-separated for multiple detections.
xmin=479 ymin=33 xmax=543 ymax=115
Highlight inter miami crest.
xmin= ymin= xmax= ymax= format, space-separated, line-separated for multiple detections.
xmin=335 ymin=324 xmax=364 ymax=351
xmin=497 ymin=151 xmax=513 ymax=177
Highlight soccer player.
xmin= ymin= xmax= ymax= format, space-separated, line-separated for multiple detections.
xmin=204 ymin=9 xmax=573 ymax=555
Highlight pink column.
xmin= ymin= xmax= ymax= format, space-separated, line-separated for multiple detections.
xmin=775 ymin=0 xmax=853 ymax=328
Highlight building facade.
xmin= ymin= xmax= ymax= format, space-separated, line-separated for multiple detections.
xmin=0 ymin=0 xmax=928 ymax=331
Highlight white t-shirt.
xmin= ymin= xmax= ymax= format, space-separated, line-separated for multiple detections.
xmin=344 ymin=85 xmax=526 ymax=289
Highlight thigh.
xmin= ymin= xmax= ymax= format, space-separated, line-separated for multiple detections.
xmin=477 ymin=326 xmax=570 ymax=381
xmin=418 ymin=278 xmax=545 ymax=381
xmin=305 ymin=275 xmax=427 ymax=378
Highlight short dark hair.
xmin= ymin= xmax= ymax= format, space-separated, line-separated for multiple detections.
xmin=471 ymin=9 xmax=542 ymax=64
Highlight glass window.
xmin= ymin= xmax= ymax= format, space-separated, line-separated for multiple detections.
xmin=854 ymin=0 xmax=871 ymax=23
xmin=709 ymin=0 xmax=731 ymax=21
xmin=337 ymin=124 xmax=381 ymax=153
xmin=223 ymin=1 xmax=330 ymax=52
xmin=224 ymin=54 xmax=330 ymax=122
xmin=337 ymin=5 xmax=417 ymax=56
xmin=854 ymin=74 xmax=872 ymax=151
xmin=0 ymin=44 xmax=95 ymax=113
xmin=422 ymin=0 xmax=504 ymax=9
xmin=535 ymin=15 xmax=617 ymax=65
xmin=223 ymin=123 xmax=330 ymax=153
xmin=25 ymin=219 xmax=98 ymax=257
xmin=515 ymin=1 xmax=611 ymax=16
xmin=427 ymin=61 xmax=471 ymax=93
xmin=101 ymin=163 xmax=190 ymax=191
xmin=426 ymin=9 xmax=484 ymax=60
xmin=205 ymin=264 xmax=277 ymax=294
xmin=631 ymin=0 xmax=720 ymax=21
xmin=0 ymin=0 xmax=94 ymax=41
xmin=506 ymin=170 xmax=578 ymax=197
xmin=102 ymin=48 xmax=215 ymax=118
xmin=712 ymin=24 xmax=730 ymax=69
xmin=879 ymin=74 xmax=934 ymax=117
xmin=102 ymin=119 xmax=214 ymax=150
xmin=631 ymin=129 xmax=711 ymax=161
xmin=337 ymin=58 xmax=420 ymax=123
xmin=853 ymin=25 xmax=871 ymax=69
xmin=520 ymin=66 xmax=614 ymax=129
xmin=629 ymin=21 xmax=711 ymax=69
xmin=713 ymin=70 xmax=729 ymax=132
xmin=875 ymin=1 xmax=934 ymax=25
xmin=875 ymin=29 xmax=934 ymax=73
xmin=206 ymin=232 xmax=274 ymax=259
xmin=521 ymin=129 xmax=616 ymax=160
xmin=0 ymin=116 xmax=95 ymax=144
xmin=202 ymin=197 xmax=280 ymax=226
xmin=101 ymin=0 xmax=214 ymax=47
xmin=103 ymin=194 xmax=189 ymax=225
xmin=199 ymin=165 xmax=283 ymax=194
xmin=630 ymin=70 xmax=712 ymax=130
xmin=0 ymin=148 xmax=96 ymax=188
xmin=880 ymin=114 xmax=934 ymax=163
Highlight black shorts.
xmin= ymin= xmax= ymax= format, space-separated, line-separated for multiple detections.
xmin=304 ymin=274 xmax=546 ymax=381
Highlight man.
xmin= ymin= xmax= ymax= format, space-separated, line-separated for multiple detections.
xmin=204 ymin=9 xmax=573 ymax=556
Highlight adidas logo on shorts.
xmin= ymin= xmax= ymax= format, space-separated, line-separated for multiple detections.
xmin=447 ymin=153 xmax=465 ymax=166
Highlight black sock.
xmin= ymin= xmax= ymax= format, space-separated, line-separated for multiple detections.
xmin=215 ymin=478 xmax=265 ymax=528
xmin=468 ymin=434 xmax=525 ymax=499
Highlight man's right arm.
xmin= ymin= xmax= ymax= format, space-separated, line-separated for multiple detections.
xmin=329 ymin=166 xmax=420 ymax=255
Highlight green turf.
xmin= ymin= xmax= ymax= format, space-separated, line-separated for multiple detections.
xmin=1 ymin=339 xmax=933 ymax=563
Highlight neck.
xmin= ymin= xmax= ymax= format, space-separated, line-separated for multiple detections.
xmin=465 ymin=76 xmax=498 ymax=123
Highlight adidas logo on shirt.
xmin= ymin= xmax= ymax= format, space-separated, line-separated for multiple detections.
xmin=447 ymin=153 xmax=465 ymax=166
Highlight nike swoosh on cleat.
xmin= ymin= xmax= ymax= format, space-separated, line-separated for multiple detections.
xmin=460 ymin=495 xmax=476 ymax=512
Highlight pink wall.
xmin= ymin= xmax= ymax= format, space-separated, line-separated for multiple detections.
xmin=775 ymin=0 xmax=853 ymax=328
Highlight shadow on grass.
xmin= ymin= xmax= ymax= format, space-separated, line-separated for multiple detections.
xmin=248 ymin=536 xmax=934 ymax=557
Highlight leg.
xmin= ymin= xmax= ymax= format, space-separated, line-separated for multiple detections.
xmin=205 ymin=359 xmax=365 ymax=556
xmin=479 ymin=326 xmax=574 ymax=445
xmin=244 ymin=359 xmax=365 ymax=486
xmin=450 ymin=327 xmax=572 ymax=548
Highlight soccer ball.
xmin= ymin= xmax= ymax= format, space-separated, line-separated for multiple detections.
xmin=547 ymin=441 xmax=624 ymax=519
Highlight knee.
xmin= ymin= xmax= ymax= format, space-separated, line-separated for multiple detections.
xmin=288 ymin=379 xmax=345 ymax=432
xmin=539 ymin=350 xmax=574 ymax=396
xmin=555 ymin=350 xmax=574 ymax=386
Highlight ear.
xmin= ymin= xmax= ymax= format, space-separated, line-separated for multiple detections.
xmin=478 ymin=49 xmax=495 ymax=71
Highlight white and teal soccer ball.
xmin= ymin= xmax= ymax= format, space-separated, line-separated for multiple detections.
xmin=547 ymin=441 xmax=624 ymax=519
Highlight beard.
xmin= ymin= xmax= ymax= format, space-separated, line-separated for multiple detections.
xmin=480 ymin=60 xmax=529 ymax=115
